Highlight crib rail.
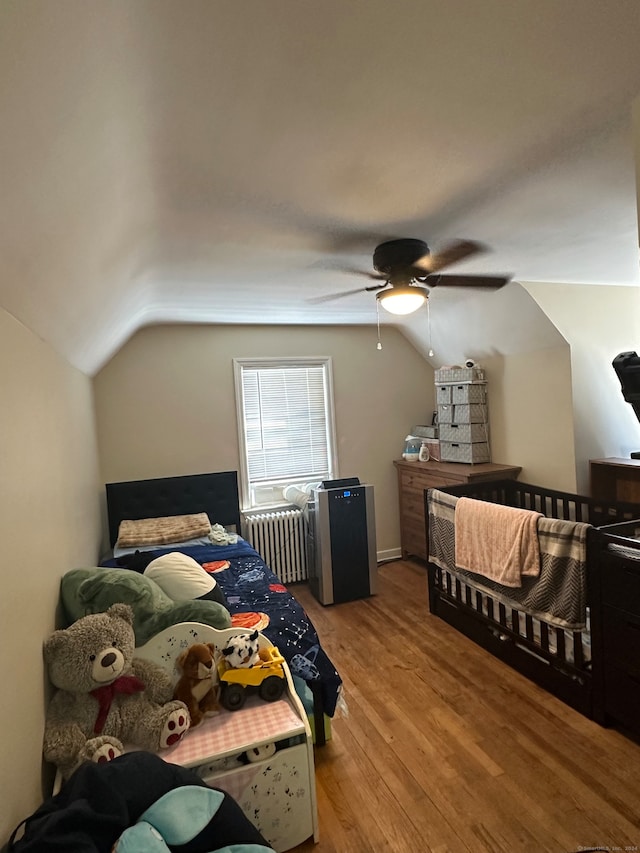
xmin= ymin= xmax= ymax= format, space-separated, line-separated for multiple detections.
xmin=438 ymin=479 xmax=640 ymax=526
xmin=430 ymin=561 xmax=594 ymax=716
xmin=437 ymin=565 xmax=587 ymax=669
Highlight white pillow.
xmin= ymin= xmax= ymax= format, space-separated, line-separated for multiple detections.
xmin=144 ymin=552 xmax=217 ymax=601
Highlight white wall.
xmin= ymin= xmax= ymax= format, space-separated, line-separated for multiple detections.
xmin=0 ymin=308 xmax=102 ymax=841
xmin=93 ymin=315 xmax=586 ymax=551
xmin=401 ymin=281 xmax=578 ymax=491
xmin=524 ymin=282 xmax=640 ymax=493
xmin=93 ymin=323 xmax=435 ymax=559
xmin=481 ymin=346 xmax=577 ymax=490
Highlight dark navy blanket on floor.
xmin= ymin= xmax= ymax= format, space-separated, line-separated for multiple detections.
xmin=7 ymin=752 xmax=273 ymax=852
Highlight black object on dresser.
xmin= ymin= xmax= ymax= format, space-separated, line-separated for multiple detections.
xmin=591 ymin=519 xmax=640 ymax=738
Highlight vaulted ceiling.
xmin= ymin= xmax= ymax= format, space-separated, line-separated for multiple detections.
xmin=2 ymin=1 xmax=640 ymax=374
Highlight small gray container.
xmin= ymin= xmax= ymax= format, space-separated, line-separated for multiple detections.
xmin=451 ymin=383 xmax=487 ymax=404
xmin=412 ymin=424 xmax=439 ymax=439
xmin=438 ymin=403 xmax=488 ymax=424
xmin=436 ymin=385 xmax=452 ymax=405
xmin=439 ymin=422 xmax=489 ymax=443
xmin=440 ymin=441 xmax=491 ymax=464
xmin=435 ymin=366 xmax=485 ymax=383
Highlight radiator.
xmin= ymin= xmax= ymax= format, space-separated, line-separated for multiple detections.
xmin=242 ymin=509 xmax=308 ymax=583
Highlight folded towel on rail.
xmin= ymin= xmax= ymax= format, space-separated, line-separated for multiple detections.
xmin=427 ymin=488 xmax=591 ymax=629
xmin=454 ymin=496 xmax=542 ymax=587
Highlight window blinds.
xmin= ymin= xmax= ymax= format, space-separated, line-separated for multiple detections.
xmin=240 ymin=364 xmax=332 ymax=484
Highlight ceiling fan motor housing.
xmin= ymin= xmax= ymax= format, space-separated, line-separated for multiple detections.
xmin=373 ymin=238 xmax=430 ymax=274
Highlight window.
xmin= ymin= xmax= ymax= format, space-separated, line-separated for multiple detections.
xmin=233 ymin=357 xmax=337 ymax=509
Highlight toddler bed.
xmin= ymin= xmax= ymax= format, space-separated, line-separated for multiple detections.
xmin=86 ymin=471 xmax=340 ymax=744
xmin=426 ymin=479 xmax=640 ymax=718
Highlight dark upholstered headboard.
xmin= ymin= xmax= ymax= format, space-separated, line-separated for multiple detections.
xmin=105 ymin=471 xmax=241 ymax=547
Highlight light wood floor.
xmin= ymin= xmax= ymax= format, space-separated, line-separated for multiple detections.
xmin=288 ymin=559 xmax=640 ymax=853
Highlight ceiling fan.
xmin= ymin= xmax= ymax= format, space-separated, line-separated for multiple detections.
xmin=312 ymin=237 xmax=511 ymax=315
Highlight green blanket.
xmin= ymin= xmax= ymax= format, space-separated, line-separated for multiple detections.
xmin=60 ymin=567 xmax=231 ymax=646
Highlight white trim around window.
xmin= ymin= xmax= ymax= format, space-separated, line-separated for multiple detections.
xmin=233 ymin=356 xmax=339 ymax=510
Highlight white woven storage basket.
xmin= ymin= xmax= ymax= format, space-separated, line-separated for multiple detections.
xmin=451 ymin=383 xmax=486 ymax=404
xmin=440 ymin=441 xmax=491 ymax=464
xmin=437 ymin=403 xmax=488 ymax=424
xmin=436 ymin=384 xmax=452 ymax=404
xmin=434 ymin=366 xmax=485 ymax=383
xmin=439 ymin=422 xmax=489 ymax=443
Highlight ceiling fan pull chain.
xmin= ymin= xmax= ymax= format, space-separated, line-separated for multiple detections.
xmin=427 ymin=299 xmax=434 ymax=357
xmin=376 ymin=301 xmax=383 ymax=350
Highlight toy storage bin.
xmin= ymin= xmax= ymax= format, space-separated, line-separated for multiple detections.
xmin=439 ymin=422 xmax=489 ymax=443
xmin=452 ymin=383 xmax=486 ymax=404
xmin=198 ymin=740 xmax=313 ymax=853
xmin=440 ymin=440 xmax=491 ymax=464
xmin=437 ymin=403 xmax=488 ymax=424
xmin=133 ymin=622 xmax=318 ymax=853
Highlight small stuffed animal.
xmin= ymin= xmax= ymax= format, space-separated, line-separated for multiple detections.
xmin=220 ymin=630 xmax=261 ymax=669
xmin=243 ymin=742 xmax=276 ymax=763
xmin=43 ymin=603 xmax=190 ymax=780
xmin=173 ymin=642 xmax=220 ymax=728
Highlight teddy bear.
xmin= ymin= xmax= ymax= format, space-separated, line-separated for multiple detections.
xmin=173 ymin=642 xmax=220 ymax=728
xmin=43 ymin=603 xmax=191 ymax=780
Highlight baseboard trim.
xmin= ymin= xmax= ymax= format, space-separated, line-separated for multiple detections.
xmin=377 ymin=547 xmax=402 ymax=564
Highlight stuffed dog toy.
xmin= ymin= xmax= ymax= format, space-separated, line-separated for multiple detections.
xmin=173 ymin=642 xmax=220 ymax=728
xmin=220 ymin=630 xmax=261 ymax=669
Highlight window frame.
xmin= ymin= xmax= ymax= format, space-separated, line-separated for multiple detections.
xmin=233 ymin=356 xmax=339 ymax=510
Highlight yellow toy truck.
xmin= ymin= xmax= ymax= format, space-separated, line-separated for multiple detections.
xmin=217 ymin=645 xmax=286 ymax=711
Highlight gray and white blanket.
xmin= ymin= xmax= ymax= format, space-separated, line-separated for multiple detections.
xmin=427 ymin=488 xmax=591 ymax=630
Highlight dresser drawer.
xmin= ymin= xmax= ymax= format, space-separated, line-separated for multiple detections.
xmin=400 ymin=470 xmax=456 ymax=492
xmin=402 ymin=492 xmax=425 ymax=525
xmin=402 ymin=530 xmax=428 ymax=560
xmin=604 ymin=664 xmax=640 ymax=732
xmin=600 ymin=555 xmax=640 ymax=612
xmin=602 ymin=604 xmax=640 ymax=677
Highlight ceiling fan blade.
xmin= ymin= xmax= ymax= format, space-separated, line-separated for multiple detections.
xmin=307 ymin=285 xmax=377 ymax=304
xmin=427 ymin=273 xmax=511 ymax=289
xmin=337 ymin=267 xmax=386 ymax=281
xmin=311 ymin=259 xmax=386 ymax=280
xmin=413 ymin=239 xmax=487 ymax=274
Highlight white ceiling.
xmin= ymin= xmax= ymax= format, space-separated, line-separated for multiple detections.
xmin=2 ymin=1 xmax=640 ymax=374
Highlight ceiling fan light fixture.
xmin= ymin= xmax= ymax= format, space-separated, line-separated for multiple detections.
xmin=377 ymin=285 xmax=428 ymax=315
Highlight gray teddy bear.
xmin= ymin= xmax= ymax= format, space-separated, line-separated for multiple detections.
xmin=43 ymin=603 xmax=190 ymax=780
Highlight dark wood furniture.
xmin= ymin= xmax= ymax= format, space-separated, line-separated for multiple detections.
xmin=590 ymin=457 xmax=640 ymax=505
xmin=393 ymin=459 xmax=522 ymax=561
xmin=591 ymin=520 xmax=640 ymax=738
xmin=427 ymin=479 xmax=640 ymax=720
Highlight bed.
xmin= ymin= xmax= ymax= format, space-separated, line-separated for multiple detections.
xmin=426 ymin=478 xmax=640 ymax=719
xmin=93 ymin=471 xmax=341 ymax=744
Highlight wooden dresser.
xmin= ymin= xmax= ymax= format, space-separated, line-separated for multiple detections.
xmin=590 ymin=457 xmax=640 ymax=505
xmin=393 ymin=459 xmax=522 ymax=561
